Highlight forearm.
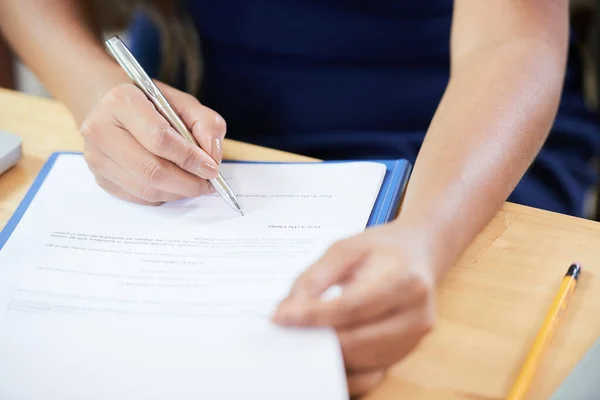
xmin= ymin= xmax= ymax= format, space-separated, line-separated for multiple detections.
xmin=0 ymin=0 xmax=126 ymax=124
xmin=395 ymin=40 xmax=565 ymax=277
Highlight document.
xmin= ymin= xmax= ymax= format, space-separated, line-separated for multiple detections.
xmin=0 ymin=154 xmax=386 ymax=400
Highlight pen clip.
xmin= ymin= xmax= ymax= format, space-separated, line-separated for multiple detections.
xmin=105 ymin=36 xmax=161 ymax=101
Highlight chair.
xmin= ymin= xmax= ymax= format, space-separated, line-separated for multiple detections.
xmin=570 ymin=0 xmax=600 ymax=220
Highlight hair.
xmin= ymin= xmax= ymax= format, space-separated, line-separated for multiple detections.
xmin=111 ymin=0 xmax=202 ymax=96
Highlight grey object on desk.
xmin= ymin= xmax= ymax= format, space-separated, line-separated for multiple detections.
xmin=550 ymin=336 xmax=600 ymax=400
xmin=0 ymin=130 xmax=22 ymax=176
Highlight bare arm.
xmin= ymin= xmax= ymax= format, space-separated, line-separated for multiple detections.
xmin=397 ymin=0 xmax=569 ymax=277
xmin=0 ymin=0 xmax=127 ymax=124
xmin=271 ymin=5 xmax=571 ymax=394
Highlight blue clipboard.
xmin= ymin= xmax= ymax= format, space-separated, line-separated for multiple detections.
xmin=365 ymin=158 xmax=411 ymax=225
xmin=0 ymin=152 xmax=412 ymax=250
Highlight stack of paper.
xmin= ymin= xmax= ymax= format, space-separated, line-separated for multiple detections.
xmin=0 ymin=153 xmax=387 ymax=399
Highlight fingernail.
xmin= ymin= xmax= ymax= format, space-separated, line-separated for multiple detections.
xmin=197 ymin=161 xmax=218 ymax=179
xmin=211 ymin=137 xmax=223 ymax=164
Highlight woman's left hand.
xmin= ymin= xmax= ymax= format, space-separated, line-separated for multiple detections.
xmin=272 ymin=222 xmax=442 ymax=396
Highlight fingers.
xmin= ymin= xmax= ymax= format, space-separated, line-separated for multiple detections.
xmin=81 ymin=86 xmax=214 ymax=200
xmin=272 ymin=237 xmax=371 ymax=325
xmin=108 ymin=84 xmax=219 ymax=179
xmin=95 ymin=175 xmax=169 ymax=206
xmin=83 ymin=123 xmax=212 ymax=200
xmin=80 ymin=82 xmax=224 ymax=205
xmin=186 ymin=104 xmax=226 ymax=164
xmin=87 ymin=144 xmax=188 ymax=204
xmin=273 ymin=259 xmax=389 ymax=327
xmin=291 ymin=266 xmax=393 ymax=327
xmin=291 ymin=236 xmax=371 ymax=297
xmin=158 ymin=82 xmax=227 ymax=163
xmin=275 ymin=248 xmax=435 ymax=328
xmin=347 ymin=370 xmax=385 ymax=397
xmin=338 ymin=305 xmax=434 ymax=371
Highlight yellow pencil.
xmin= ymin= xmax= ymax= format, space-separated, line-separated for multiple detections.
xmin=506 ymin=263 xmax=582 ymax=400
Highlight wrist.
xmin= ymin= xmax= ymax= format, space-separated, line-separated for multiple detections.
xmin=70 ymin=60 xmax=130 ymax=127
xmin=389 ymin=213 xmax=461 ymax=283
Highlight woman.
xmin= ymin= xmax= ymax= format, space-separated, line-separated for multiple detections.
xmin=1 ymin=0 xmax=598 ymax=395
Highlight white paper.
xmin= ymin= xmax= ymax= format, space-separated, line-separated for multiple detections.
xmin=0 ymin=154 xmax=386 ymax=400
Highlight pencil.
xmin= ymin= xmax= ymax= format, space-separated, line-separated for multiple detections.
xmin=506 ymin=263 xmax=582 ymax=400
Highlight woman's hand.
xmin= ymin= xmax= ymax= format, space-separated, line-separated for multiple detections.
xmin=272 ymin=222 xmax=443 ymax=396
xmin=80 ymin=81 xmax=226 ymax=205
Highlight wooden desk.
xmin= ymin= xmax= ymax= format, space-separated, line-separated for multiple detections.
xmin=2 ymin=88 xmax=600 ymax=400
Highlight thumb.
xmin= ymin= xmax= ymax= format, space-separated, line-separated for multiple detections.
xmin=290 ymin=236 xmax=370 ymax=298
xmin=158 ymin=82 xmax=227 ymax=164
xmin=272 ymin=237 xmax=369 ymax=325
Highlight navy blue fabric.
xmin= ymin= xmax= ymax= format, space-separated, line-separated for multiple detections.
xmin=126 ymin=1 xmax=600 ymax=217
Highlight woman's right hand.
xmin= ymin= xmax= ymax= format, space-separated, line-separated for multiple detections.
xmin=80 ymin=81 xmax=226 ymax=205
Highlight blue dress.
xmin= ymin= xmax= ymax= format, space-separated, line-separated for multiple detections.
xmin=127 ymin=0 xmax=600 ymax=217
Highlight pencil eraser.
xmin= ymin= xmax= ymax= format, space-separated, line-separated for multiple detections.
xmin=0 ymin=130 xmax=22 ymax=176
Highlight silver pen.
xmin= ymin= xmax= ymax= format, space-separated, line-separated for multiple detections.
xmin=104 ymin=35 xmax=243 ymax=216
